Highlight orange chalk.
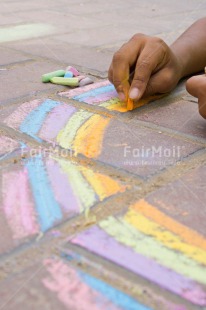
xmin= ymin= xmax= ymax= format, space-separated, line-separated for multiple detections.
xmin=127 ymin=98 xmax=134 ymax=111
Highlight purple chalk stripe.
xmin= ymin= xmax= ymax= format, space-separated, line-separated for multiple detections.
xmin=39 ymin=104 xmax=76 ymax=141
xmin=59 ymin=80 xmax=110 ymax=98
xmin=84 ymin=90 xmax=118 ymax=105
xmin=46 ymin=158 xmax=81 ymax=214
xmin=71 ymin=225 xmax=206 ymax=306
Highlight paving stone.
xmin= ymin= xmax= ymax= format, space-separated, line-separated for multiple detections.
xmin=0 ymin=0 xmax=68 ymax=14
xmin=0 ymin=256 xmax=152 ymax=310
xmin=146 ymin=164 xmax=206 ymax=236
xmin=1 ymin=98 xmax=202 ymax=178
xmin=67 ymin=194 xmax=206 ymax=307
xmin=0 ymin=134 xmax=21 ymax=159
xmin=0 ymin=148 xmax=128 ymax=256
xmin=59 ymin=79 xmax=187 ymax=113
xmin=132 ymin=99 xmax=206 ymax=140
xmin=5 ymin=39 xmax=113 ymax=73
xmin=0 ymin=14 xmax=24 ymax=27
xmin=11 ymin=9 xmax=106 ymax=34
xmin=0 ymin=46 xmax=33 ymax=67
xmin=54 ymin=23 xmax=159 ymax=48
xmin=0 ymin=60 xmax=65 ymax=104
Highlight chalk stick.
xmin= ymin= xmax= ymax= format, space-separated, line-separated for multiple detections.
xmin=51 ymin=77 xmax=79 ymax=87
xmin=77 ymin=75 xmax=86 ymax=81
xmin=127 ymin=98 xmax=134 ymax=111
xmin=66 ymin=66 xmax=80 ymax=77
xmin=64 ymin=71 xmax=73 ymax=78
xmin=42 ymin=70 xmax=66 ymax=83
xmin=79 ymin=77 xmax=94 ymax=87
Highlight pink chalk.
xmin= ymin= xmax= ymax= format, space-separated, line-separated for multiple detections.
xmin=2 ymin=169 xmax=39 ymax=239
xmin=42 ymin=258 xmax=119 ymax=310
xmin=66 ymin=66 xmax=80 ymax=77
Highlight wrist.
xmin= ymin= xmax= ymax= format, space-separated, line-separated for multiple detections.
xmin=170 ymin=43 xmax=189 ymax=79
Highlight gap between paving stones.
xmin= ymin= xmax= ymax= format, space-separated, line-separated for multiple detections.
xmin=61 ymin=245 xmax=200 ymax=310
xmin=51 ymin=94 xmax=206 ymax=146
xmin=0 ymin=157 xmax=204 ymax=263
xmin=1 ymin=44 xmax=108 ymax=78
xmin=0 ymin=108 xmax=206 ymax=185
xmin=0 ymin=58 xmax=35 ymax=69
xmin=0 ymin=194 xmax=201 ymax=310
xmin=0 ymin=158 xmax=205 ymax=310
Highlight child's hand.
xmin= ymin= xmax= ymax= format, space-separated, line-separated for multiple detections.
xmin=108 ymin=34 xmax=183 ymax=102
xmin=186 ymin=75 xmax=206 ymax=119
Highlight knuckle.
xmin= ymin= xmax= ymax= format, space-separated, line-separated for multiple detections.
xmin=152 ymin=37 xmax=168 ymax=52
xmin=133 ymin=75 xmax=146 ymax=84
xmin=130 ymin=33 xmax=145 ymax=41
xmin=139 ymin=59 xmax=150 ymax=68
xmin=112 ymin=51 xmax=126 ymax=63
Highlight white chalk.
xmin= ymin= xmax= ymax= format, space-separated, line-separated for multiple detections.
xmin=79 ymin=77 xmax=94 ymax=86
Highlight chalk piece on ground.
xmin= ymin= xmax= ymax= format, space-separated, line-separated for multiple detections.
xmin=66 ymin=66 xmax=80 ymax=77
xmin=51 ymin=77 xmax=79 ymax=87
xmin=77 ymin=75 xmax=86 ymax=81
xmin=64 ymin=71 xmax=73 ymax=78
xmin=79 ymin=77 xmax=94 ymax=87
xmin=42 ymin=70 xmax=66 ymax=83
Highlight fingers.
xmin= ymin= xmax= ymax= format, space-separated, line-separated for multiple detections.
xmin=129 ymin=39 xmax=167 ymax=100
xmin=143 ymin=68 xmax=177 ymax=97
xmin=186 ymin=75 xmax=206 ymax=119
xmin=108 ymin=34 xmax=145 ymax=101
xmin=186 ymin=75 xmax=205 ymax=97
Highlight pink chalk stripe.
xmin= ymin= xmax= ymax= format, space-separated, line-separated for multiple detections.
xmin=59 ymin=80 xmax=110 ymax=98
xmin=71 ymin=225 xmax=206 ymax=306
xmin=4 ymin=100 xmax=41 ymax=130
xmin=0 ymin=136 xmax=19 ymax=156
xmin=2 ymin=169 xmax=39 ymax=240
xmin=84 ymin=90 xmax=118 ymax=105
xmin=42 ymin=258 xmax=119 ymax=310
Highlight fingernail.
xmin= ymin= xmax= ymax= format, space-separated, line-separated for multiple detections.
xmin=118 ymin=92 xmax=125 ymax=102
xmin=129 ymin=88 xmax=139 ymax=99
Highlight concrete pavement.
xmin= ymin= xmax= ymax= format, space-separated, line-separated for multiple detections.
xmin=0 ymin=1 xmax=206 ymax=309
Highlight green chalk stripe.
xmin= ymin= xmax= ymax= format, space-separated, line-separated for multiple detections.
xmin=51 ymin=77 xmax=79 ymax=87
xmin=42 ymin=70 xmax=66 ymax=83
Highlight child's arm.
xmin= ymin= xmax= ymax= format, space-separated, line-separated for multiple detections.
xmin=108 ymin=17 xmax=206 ymax=101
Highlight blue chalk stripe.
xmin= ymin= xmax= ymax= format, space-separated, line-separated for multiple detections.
xmin=73 ymin=84 xmax=115 ymax=101
xmin=26 ymin=155 xmax=62 ymax=232
xmin=79 ymin=272 xmax=152 ymax=310
xmin=20 ymin=99 xmax=60 ymax=141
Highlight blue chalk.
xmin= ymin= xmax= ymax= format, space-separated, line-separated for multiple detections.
xmin=64 ymin=71 xmax=73 ymax=78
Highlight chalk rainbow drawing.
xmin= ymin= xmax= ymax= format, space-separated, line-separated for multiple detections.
xmin=1 ymin=154 xmax=127 ymax=252
xmin=59 ymin=80 xmax=162 ymax=113
xmin=42 ymin=257 xmax=152 ymax=310
xmin=3 ymin=99 xmax=111 ymax=159
xmin=69 ymin=199 xmax=206 ymax=306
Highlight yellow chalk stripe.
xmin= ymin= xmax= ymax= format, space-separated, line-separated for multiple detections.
xmin=100 ymin=94 xmax=166 ymax=112
xmin=132 ymin=199 xmax=206 ymax=252
xmin=125 ymin=208 xmax=206 ymax=266
xmin=57 ymin=110 xmax=92 ymax=149
xmin=100 ymin=216 xmax=206 ymax=285
xmin=80 ymin=167 xmax=126 ymax=201
xmin=73 ymin=114 xmax=110 ymax=158
xmin=55 ymin=158 xmax=97 ymax=211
